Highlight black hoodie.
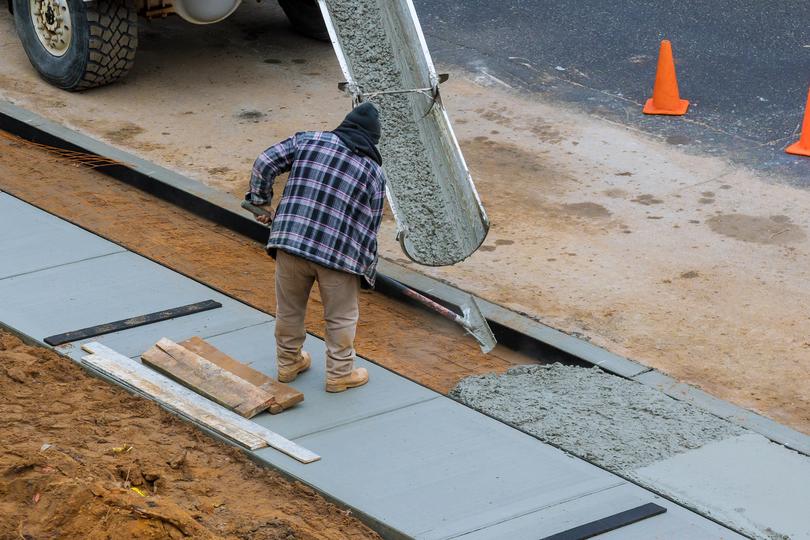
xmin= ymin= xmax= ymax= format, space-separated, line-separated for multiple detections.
xmin=332 ymin=102 xmax=383 ymax=165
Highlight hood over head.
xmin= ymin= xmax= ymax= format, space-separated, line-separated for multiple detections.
xmin=332 ymin=102 xmax=383 ymax=165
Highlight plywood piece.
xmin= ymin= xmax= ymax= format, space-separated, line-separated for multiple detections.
xmin=179 ymin=336 xmax=303 ymax=413
xmin=142 ymin=338 xmax=275 ymax=418
xmin=82 ymin=342 xmax=320 ymax=463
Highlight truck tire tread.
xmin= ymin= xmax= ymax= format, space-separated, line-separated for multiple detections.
xmin=76 ymin=0 xmax=137 ymax=90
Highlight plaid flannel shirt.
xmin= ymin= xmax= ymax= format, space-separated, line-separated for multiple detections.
xmin=247 ymin=131 xmax=386 ymax=286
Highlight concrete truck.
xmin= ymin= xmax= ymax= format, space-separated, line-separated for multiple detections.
xmin=8 ymin=0 xmax=326 ymax=90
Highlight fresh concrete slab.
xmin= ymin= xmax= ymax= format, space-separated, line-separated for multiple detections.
xmin=203 ymin=322 xmax=437 ymax=439
xmin=452 ymin=364 xmax=810 ymax=538
xmin=0 ymin=250 xmax=253 ymax=343
xmin=456 ymin=484 xmax=742 ymax=540
xmin=634 ymin=433 xmax=810 ymax=540
xmin=0 ymin=192 xmax=124 ymax=279
xmin=0 ymin=199 xmax=749 ymax=539
xmin=260 ymin=397 xmax=624 ymax=539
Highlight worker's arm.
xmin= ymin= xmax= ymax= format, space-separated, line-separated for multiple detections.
xmin=361 ymin=168 xmax=387 ymax=289
xmin=246 ymin=135 xmax=298 ymax=208
xmin=368 ymin=168 xmax=387 ymax=237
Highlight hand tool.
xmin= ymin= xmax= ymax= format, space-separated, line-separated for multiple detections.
xmin=376 ymin=274 xmax=496 ymax=353
xmin=242 ymin=200 xmax=273 ymax=224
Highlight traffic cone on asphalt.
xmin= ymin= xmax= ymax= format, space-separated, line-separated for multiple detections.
xmin=786 ymin=88 xmax=810 ymax=157
xmin=643 ymin=40 xmax=689 ymax=116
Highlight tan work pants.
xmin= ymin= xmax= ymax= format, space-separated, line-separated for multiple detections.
xmin=274 ymin=250 xmax=360 ymax=379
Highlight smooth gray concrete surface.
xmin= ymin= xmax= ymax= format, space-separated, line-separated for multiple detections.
xmin=0 ymin=250 xmax=259 ymax=343
xmin=456 ymin=484 xmax=743 ymax=540
xmin=1 ymin=198 xmax=744 ymax=539
xmin=260 ymin=397 xmax=623 ymax=539
xmin=635 ymin=433 xmax=810 ymax=539
xmin=203 ymin=322 xmax=438 ymax=439
xmin=0 ymin=192 xmax=124 ymax=279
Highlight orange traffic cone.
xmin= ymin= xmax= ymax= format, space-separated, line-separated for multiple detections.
xmin=786 ymin=88 xmax=810 ymax=157
xmin=643 ymin=40 xmax=689 ymax=116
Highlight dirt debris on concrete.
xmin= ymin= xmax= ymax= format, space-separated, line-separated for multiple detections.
xmin=324 ymin=0 xmax=471 ymax=264
xmin=0 ymin=330 xmax=380 ymax=540
xmin=451 ymin=363 xmax=744 ymax=471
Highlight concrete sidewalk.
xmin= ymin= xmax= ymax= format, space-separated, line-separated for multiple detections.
xmin=0 ymin=191 xmax=740 ymax=539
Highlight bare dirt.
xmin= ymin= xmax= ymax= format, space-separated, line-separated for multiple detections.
xmin=0 ymin=329 xmax=380 ymax=540
xmin=1 ymin=2 xmax=809 ymax=434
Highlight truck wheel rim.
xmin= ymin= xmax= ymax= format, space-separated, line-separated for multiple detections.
xmin=29 ymin=0 xmax=72 ymax=57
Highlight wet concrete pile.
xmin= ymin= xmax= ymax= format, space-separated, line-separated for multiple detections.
xmin=324 ymin=0 xmax=470 ymax=264
xmin=451 ymin=363 xmax=744 ymax=471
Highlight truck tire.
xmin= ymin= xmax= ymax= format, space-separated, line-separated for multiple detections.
xmin=278 ymin=0 xmax=328 ymax=42
xmin=13 ymin=0 xmax=137 ymax=91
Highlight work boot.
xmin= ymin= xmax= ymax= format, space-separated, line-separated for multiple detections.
xmin=325 ymin=367 xmax=369 ymax=393
xmin=277 ymin=351 xmax=311 ymax=383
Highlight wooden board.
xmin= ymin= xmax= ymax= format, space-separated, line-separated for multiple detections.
xmin=141 ymin=338 xmax=275 ymax=418
xmin=179 ymin=336 xmax=303 ymax=413
xmin=82 ymin=342 xmax=320 ymax=463
xmin=81 ymin=349 xmax=266 ymax=450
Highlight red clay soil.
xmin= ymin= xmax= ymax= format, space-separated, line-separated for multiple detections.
xmin=0 ymin=134 xmax=537 ymax=394
xmin=0 ymin=330 xmax=380 ymax=540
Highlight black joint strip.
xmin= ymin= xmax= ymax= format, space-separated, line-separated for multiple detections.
xmin=43 ymin=300 xmax=222 ymax=346
xmin=540 ymin=503 xmax=667 ymax=540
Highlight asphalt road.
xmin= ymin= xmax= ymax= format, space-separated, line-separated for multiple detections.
xmin=414 ymin=0 xmax=810 ymax=183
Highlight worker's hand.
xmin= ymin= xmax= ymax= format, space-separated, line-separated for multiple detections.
xmin=256 ymin=214 xmax=272 ymax=225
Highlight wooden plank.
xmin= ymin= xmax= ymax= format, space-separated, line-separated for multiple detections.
xmin=142 ymin=338 xmax=275 ymax=418
xmin=82 ymin=342 xmax=320 ymax=463
xmin=80 ymin=351 xmax=266 ymax=450
xmin=43 ymin=300 xmax=222 ymax=346
xmin=179 ymin=336 xmax=303 ymax=413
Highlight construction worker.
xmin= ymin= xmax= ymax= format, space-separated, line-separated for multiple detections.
xmin=246 ymin=102 xmax=385 ymax=393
